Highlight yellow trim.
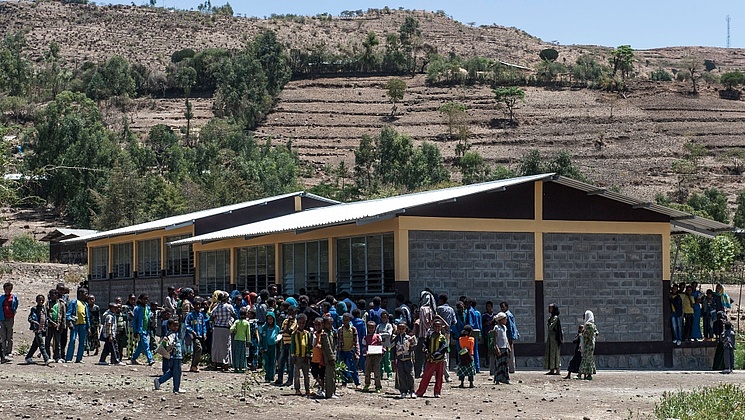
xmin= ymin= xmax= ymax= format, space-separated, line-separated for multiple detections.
xmin=274 ymin=243 xmax=281 ymax=286
xmin=398 ymin=217 xmax=669 ymax=235
xmin=294 ymin=196 xmax=302 ymax=212
xmin=535 ymin=182 xmax=544 ymax=281
xmin=395 ymin=228 xmax=409 ymax=282
xmin=662 ymin=234 xmax=671 ymax=281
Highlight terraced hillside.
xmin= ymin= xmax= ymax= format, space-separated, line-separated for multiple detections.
xmin=258 ymin=75 xmax=745 ymax=203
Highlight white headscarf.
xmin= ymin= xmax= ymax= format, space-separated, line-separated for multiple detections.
xmin=419 ymin=290 xmax=435 ymax=311
xmin=584 ymin=310 xmax=595 ymax=324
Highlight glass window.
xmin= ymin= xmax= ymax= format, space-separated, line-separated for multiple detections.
xmin=197 ymin=249 xmax=230 ymax=296
xmin=336 ymin=233 xmax=395 ymax=295
xmin=90 ymin=246 xmax=108 ymax=280
xmin=112 ymin=243 xmax=133 ymax=279
xmin=166 ymin=234 xmax=194 ymax=276
xmin=137 ymin=238 xmax=161 ymax=278
xmin=236 ymin=245 xmax=275 ymax=293
xmin=281 ymin=240 xmax=329 ymax=295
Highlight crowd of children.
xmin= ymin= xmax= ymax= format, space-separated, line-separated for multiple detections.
xmin=11 ymin=282 xmax=524 ymax=397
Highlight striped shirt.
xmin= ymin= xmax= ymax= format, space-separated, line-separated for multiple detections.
xmin=211 ymin=302 xmax=236 ymax=328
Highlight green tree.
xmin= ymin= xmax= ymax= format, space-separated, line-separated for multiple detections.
xmin=174 ymin=66 xmax=197 ymax=97
xmin=405 ymin=142 xmax=449 ymax=190
xmin=438 ymin=102 xmax=467 ymax=137
xmin=493 ymin=86 xmax=525 ymax=123
xmin=734 ymin=190 xmax=745 ymax=228
xmin=385 ymin=77 xmax=406 ymax=116
xmin=360 ymin=31 xmax=380 ymax=72
xmin=91 ymin=153 xmax=144 ymax=230
xmin=650 ymin=68 xmax=673 ymax=81
xmin=572 ymin=55 xmax=606 ymax=83
xmin=518 ymin=149 xmax=545 ymax=176
xmin=100 ymin=55 xmax=136 ymax=97
xmin=720 ymin=71 xmax=745 ymax=90
xmin=460 ymin=150 xmax=491 ymax=185
xmin=354 ymin=134 xmax=377 ymax=194
xmin=24 ymin=91 xmax=117 ymax=226
xmin=681 ymin=56 xmax=703 ymax=94
xmin=610 ymin=45 xmax=634 ymax=79
xmin=687 ymin=188 xmax=729 ymax=224
xmin=0 ymin=32 xmax=31 ymax=96
xmin=539 ymin=48 xmax=559 ymax=62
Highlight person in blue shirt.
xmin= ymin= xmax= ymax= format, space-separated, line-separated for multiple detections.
xmin=351 ymin=308 xmax=367 ymax=371
xmin=500 ymin=301 xmax=520 ymax=374
xmin=467 ymin=299 xmax=483 ymax=373
xmin=185 ymin=298 xmax=207 ymax=373
xmin=130 ymin=293 xmax=155 ymax=366
xmin=368 ymin=296 xmax=384 ymax=325
xmin=154 ymin=318 xmax=183 ymax=394
xmin=65 ymin=287 xmax=90 ymax=363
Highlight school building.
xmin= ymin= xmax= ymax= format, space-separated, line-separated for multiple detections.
xmin=73 ymin=174 xmax=731 ymax=369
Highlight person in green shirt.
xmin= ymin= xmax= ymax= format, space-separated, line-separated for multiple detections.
xmin=230 ymin=307 xmax=251 ymax=373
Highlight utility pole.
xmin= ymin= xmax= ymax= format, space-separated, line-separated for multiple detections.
xmin=727 ymin=15 xmax=731 ymax=48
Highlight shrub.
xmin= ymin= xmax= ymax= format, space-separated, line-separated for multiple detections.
xmin=3 ymin=235 xmax=49 ymax=263
xmin=654 ymin=384 xmax=745 ymax=420
xmin=650 ymin=68 xmax=672 ymax=81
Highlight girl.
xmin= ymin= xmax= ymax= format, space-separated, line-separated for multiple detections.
xmin=260 ymin=311 xmax=280 ymax=382
xmin=230 ymin=307 xmax=251 ymax=373
xmin=392 ymin=322 xmax=417 ymax=398
xmin=579 ymin=310 xmax=598 ymax=380
xmin=543 ymin=303 xmax=562 ymax=375
xmin=493 ymin=312 xmax=510 ymax=385
xmin=457 ymin=324 xmax=476 ymax=388
xmin=376 ymin=311 xmax=394 ymax=380
xmin=565 ymin=324 xmax=584 ymax=379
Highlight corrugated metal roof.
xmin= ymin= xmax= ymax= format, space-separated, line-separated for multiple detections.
xmin=172 ymin=174 xmax=733 ymax=246
xmin=550 ymin=176 xmax=733 ymax=238
xmin=171 ymin=174 xmax=554 ymax=245
xmin=40 ymin=228 xmax=98 ymax=242
xmin=65 ymin=192 xmax=338 ymax=243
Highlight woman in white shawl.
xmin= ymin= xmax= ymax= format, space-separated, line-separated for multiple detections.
xmin=578 ymin=310 xmax=598 ymax=380
xmin=414 ymin=290 xmax=436 ymax=377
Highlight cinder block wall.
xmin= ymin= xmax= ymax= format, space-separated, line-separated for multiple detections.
xmin=543 ymin=233 xmax=664 ymax=342
xmin=408 ymin=230 xmax=536 ymax=342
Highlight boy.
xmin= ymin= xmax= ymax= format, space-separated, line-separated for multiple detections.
xmin=65 ymin=287 xmax=90 ymax=363
xmin=392 ymin=322 xmax=417 ymax=398
xmin=230 ymin=307 xmax=251 ymax=373
xmin=337 ymin=313 xmax=360 ymax=388
xmin=98 ymin=302 xmax=124 ymax=365
xmin=376 ymin=311 xmax=394 ymax=380
xmin=290 ymin=313 xmax=312 ymax=396
xmin=415 ymin=319 xmax=448 ymax=398
xmin=185 ymin=298 xmax=206 ymax=373
xmin=276 ymin=305 xmax=297 ymax=386
xmin=362 ymin=320 xmax=383 ymax=392
xmin=310 ymin=317 xmax=325 ymax=396
xmin=320 ymin=316 xmax=337 ymax=399
xmin=154 ymin=319 xmax=183 ymax=394
xmin=87 ymin=295 xmax=101 ymax=357
xmin=27 ymin=294 xmax=52 ymax=365
xmin=130 ymin=294 xmax=155 ymax=366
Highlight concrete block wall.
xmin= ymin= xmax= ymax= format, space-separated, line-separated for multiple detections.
xmin=408 ymin=230 xmax=537 ymax=342
xmin=543 ymin=233 xmax=663 ymax=343
xmin=518 ymin=353 xmax=666 ymax=370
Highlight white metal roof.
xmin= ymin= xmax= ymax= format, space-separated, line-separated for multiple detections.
xmin=171 ymin=174 xmax=554 ymax=245
xmin=65 ymin=191 xmax=338 ymax=243
xmin=172 ymin=173 xmax=733 ymax=246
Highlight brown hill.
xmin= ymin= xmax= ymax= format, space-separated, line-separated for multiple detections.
xmin=2 ymin=1 xmax=745 ymax=214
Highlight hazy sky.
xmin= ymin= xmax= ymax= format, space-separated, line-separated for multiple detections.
xmin=100 ymin=0 xmax=741 ymax=49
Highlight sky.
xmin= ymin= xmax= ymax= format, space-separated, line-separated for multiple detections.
xmin=98 ymin=0 xmax=742 ymax=49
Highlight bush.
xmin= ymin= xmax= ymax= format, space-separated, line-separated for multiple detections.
xmin=654 ymin=384 xmax=745 ymax=420
xmin=2 ymin=235 xmax=49 ymax=263
xmin=650 ymin=68 xmax=672 ymax=81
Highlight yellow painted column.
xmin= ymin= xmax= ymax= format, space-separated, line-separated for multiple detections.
xmin=132 ymin=240 xmax=138 ymax=276
xmin=534 ymin=181 xmax=544 ymax=281
xmin=394 ymin=228 xmax=409 ymax=282
xmin=662 ymin=233 xmax=671 ymax=281
xmin=229 ymin=248 xmax=235 ymax=287
xmin=160 ymin=235 xmax=167 ymax=271
xmin=274 ymin=243 xmax=282 ymax=286
xmin=328 ymin=237 xmax=336 ymax=285
xmin=294 ymin=196 xmax=302 ymax=212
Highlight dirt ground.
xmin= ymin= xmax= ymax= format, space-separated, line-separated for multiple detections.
xmin=0 ymin=264 xmax=739 ymax=419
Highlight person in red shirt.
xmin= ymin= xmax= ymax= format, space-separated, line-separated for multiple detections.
xmin=0 ymin=282 xmax=18 ymax=356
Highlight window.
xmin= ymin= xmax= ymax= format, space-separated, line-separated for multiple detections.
xmin=90 ymin=246 xmax=108 ymax=280
xmin=166 ymin=234 xmax=194 ymax=276
xmin=281 ymin=240 xmax=329 ymax=295
xmin=236 ymin=245 xmax=276 ymax=293
xmin=337 ymin=233 xmax=394 ymax=295
xmin=198 ymin=249 xmax=230 ymax=296
xmin=137 ymin=238 xmax=161 ymax=278
xmin=112 ymin=243 xmax=133 ymax=279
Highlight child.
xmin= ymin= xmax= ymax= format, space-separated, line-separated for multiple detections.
xmin=87 ymin=295 xmax=101 ymax=357
xmin=493 ymin=312 xmax=510 ymax=384
xmin=310 ymin=317 xmax=325 ymax=397
xmin=185 ymin=299 xmax=206 ymax=373
xmin=230 ymin=307 xmax=251 ymax=373
xmin=457 ymin=324 xmax=476 ymax=388
xmin=276 ymin=305 xmax=297 ymax=386
xmin=703 ymin=290 xmax=716 ymax=341
xmin=565 ymin=324 xmax=584 ymax=379
xmin=154 ymin=319 xmax=183 ymax=394
xmin=27 ymin=294 xmax=52 ymax=365
xmin=259 ymin=311 xmax=280 ymax=383
xmin=320 ymin=316 xmax=338 ymax=399
xmin=721 ymin=321 xmax=736 ymax=374
xmin=291 ymin=313 xmax=312 ymax=396
xmin=414 ymin=319 xmax=448 ymax=398
xmin=376 ymin=311 xmax=394 ymax=380
xmin=362 ymin=320 xmax=383 ymax=392
xmin=247 ymin=308 xmax=259 ymax=370
xmin=98 ymin=302 xmax=123 ymax=365
xmin=337 ymin=313 xmax=360 ymax=388
xmin=393 ymin=322 xmax=417 ymax=398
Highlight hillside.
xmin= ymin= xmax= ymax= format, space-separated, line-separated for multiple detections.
xmin=2 ymin=0 xmax=745 ymax=231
